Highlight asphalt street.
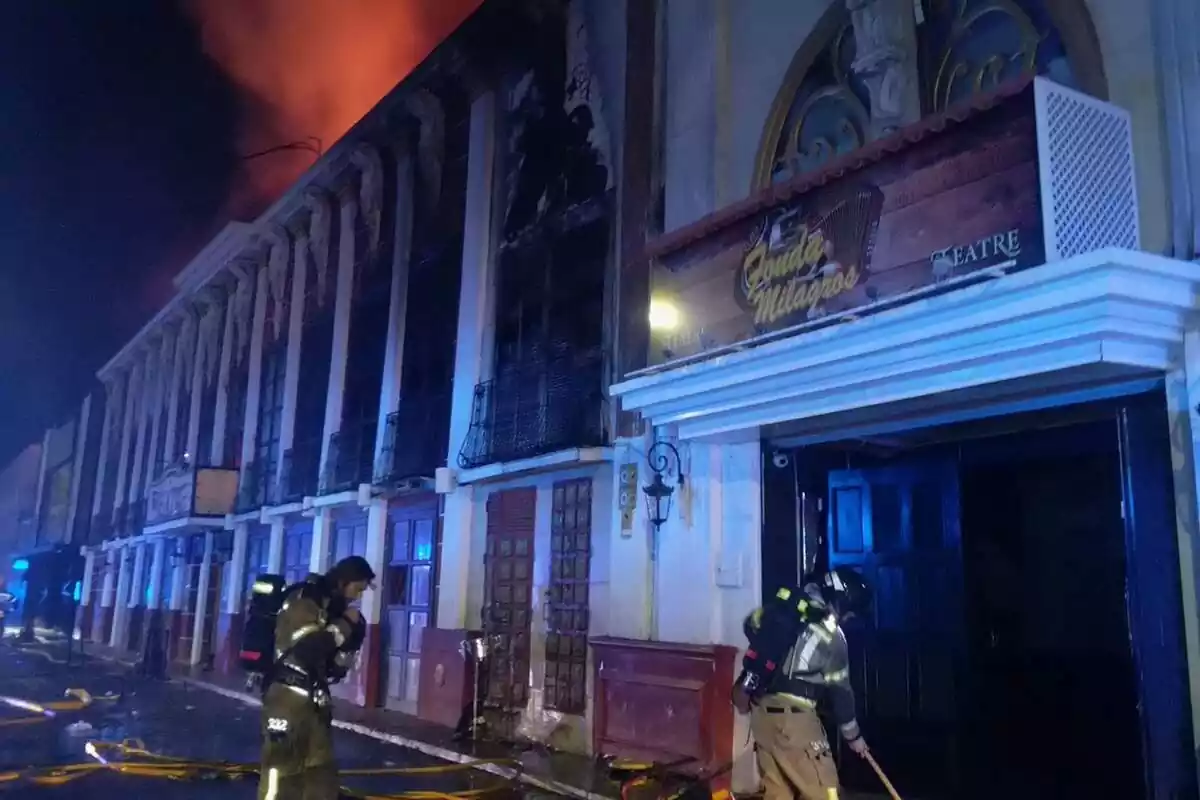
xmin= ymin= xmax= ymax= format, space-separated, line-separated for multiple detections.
xmin=0 ymin=638 xmax=523 ymax=799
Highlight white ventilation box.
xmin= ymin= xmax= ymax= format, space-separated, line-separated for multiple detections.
xmin=1034 ymin=76 xmax=1140 ymax=259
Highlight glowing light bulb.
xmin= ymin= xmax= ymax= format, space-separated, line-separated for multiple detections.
xmin=649 ymin=299 xmax=681 ymax=331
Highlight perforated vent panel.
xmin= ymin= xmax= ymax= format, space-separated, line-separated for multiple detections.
xmin=1035 ymin=78 xmax=1140 ymax=261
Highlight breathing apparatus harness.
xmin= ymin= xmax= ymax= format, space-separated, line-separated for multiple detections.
xmin=734 ymin=584 xmax=833 ymax=703
xmin=238 ymin=573 xmax=364 ymax=705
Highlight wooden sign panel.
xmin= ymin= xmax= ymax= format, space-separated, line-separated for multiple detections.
xmin=646 ymin=88 xmax=1045 ymax=367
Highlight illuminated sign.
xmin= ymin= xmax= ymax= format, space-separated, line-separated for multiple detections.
xmin=12 ymin=559 xmax=29 ymax=572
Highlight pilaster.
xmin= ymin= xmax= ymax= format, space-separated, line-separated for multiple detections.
xmin=211 ymin=283 xmax=238 ymax=467
xmin=113 ymin=364 xmax=141 ymax=519
xmin=277 ymin=222 xmax=310 ymax=489
xmin=130 ymin=542 xmax=148 ymax=608
xmin=310 ymin=510 xmax=333 ymax=574
xmin=90 ymin=376 xmax=120 ymax=520
xmin=439 ymin=91 xmax=498 ymax=628
xmin=240 ymin=258 xmax=271 ymax=481
xmin=147 ymin=537 xmax=167 ymax=610
xmin=267 ymin=518 xmax=285 ymax=573
xmin=226 ymin=524 xmax=249 ymax=615
xmin=373 ymin=150 xmax=415 ymax=467
xmin=190 ymin=531 xmax=214 ymax=665
xmin=318 ymin=184 xmax=360 ymax=481
xmin=110 ymin=544 xmax=133 ymax=648
xmin=66 ymin=393 xmax=92 ymax=542
xmin=80 ymin=549 xmax=96 ymax=606
xmin=128 ymin=349 xmax=156 ymax=508
xmin=1152 ymin=0 xmax=1200 ymax=259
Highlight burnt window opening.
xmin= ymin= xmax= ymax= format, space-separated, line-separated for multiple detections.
xmin=255 ymin=345 xmax=288 ymax=495
xmin=173 ymin=379 xmax=192 ymax=467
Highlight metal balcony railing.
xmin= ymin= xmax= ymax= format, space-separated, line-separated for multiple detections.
xmin=457 ymin=353 xmax=607 ymax=470
xmin=319 ymin=420 xmax=376 ymax=496
xmin=235 ymin=460 xmax=267 ymax=514
xmin=374 ymin=391 xmax=450 ymax=485
xmin=273 ymin=441 xmax=321 ymax=505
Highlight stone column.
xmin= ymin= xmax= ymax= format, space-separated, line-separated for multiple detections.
xmin=99 ymin=550 xmax=116 ymax=642
xmin=318 ymin=184 xmax=360 ymax=485
xmin=1152 ymin=0 xmax=1200 ymax=260
xmin=80 ymin=549 xmax=96 ymax=607
xmin=130 ymin=542 xmax=148 ymax=609
xmin=846 ymin=0 xmax=922 ymax=139
xmin=147 ymin=537 xmax=167 ymax=610
xmin=439 ymin=90 xmax=499 ymax=628
xmin=371 ymin=149 xmax=415 ymax=472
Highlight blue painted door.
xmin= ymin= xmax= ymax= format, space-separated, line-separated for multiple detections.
xmin=827 ymin=460 xmax=962 ymax=797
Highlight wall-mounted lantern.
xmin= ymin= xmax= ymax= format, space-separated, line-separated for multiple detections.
xmin=642 ymin=439 xmax=685 ymax=533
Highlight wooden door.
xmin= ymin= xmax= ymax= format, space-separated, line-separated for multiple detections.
xmin=544 ymin=478 xmax=591 ymax=715
xmin=827 ymin=461 xmax=962 ymax=797
xmin=483 ymin=488 xmax=536 ymax=733
xmin=381 ymin=500 xmax=440 ymax=712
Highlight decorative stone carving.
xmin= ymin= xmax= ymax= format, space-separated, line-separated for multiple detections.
xmin=266 ymin=226 xmax=291 ymax=342
xmin=846 ymin=0 xmax=921 ymax=138
xmin=405 ymin=89 xmax=445 ymax=212
xmin=351 ymin=144 xmax=385 ymax=258
xmin=305 ymin=189 xmax=333 ymax=308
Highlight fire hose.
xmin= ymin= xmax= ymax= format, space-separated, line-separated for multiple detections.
xmin=0 ymin=690 xmax=521 ymax=799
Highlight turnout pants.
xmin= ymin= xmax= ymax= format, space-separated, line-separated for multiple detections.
xmin=258 ymin=683 xmax=339 ymax=800
xmin=751 ymin=702 xmax=841 ymax=800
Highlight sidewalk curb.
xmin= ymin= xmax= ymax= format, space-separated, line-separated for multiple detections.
xmin=181 ymin=677 xmax=612 ymax=800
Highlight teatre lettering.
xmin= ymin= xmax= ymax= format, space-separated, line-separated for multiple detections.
xmin=932 ymin=229 xmax=1021 ymax=270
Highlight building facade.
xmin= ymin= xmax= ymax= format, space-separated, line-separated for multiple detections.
xmin=0 ymin=390 xmax=103 ymax=633
xmin=68 ymin=0 xmax=1200 ymax=797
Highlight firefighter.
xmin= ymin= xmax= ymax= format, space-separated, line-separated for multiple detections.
xmin=737 ymin=568 xmax=872 ymax=800
xmin=257 ymin=555 xmax=376 ymax=800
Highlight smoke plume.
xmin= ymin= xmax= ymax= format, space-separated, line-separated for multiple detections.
xmin=185 ymin=0 xmax=482 ymax=218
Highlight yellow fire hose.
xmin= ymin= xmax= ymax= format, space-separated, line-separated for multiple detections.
xmin=0 ymin=690 xmax=521 ymax=799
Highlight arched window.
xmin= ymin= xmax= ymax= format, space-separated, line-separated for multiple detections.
xmin=754 ymin=0 xmax=1106 ymax=189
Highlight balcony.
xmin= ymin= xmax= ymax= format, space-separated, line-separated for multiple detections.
xmin=458 ymin=354 xmax=607 ymax=470
xmin=145 ymin=463 xmax=239 ymax=528
xmin=374 ymin=391 xmax=450 ymax=485
xmin=272 ymin=441 xmax=320 ymax=506
xmin=235 ymin=460 xmax=268 ymax=514
xmin=319 ymin=420 xmax=376 ymax=495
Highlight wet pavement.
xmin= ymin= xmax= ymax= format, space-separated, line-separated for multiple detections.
xmin=0 ymin=638 xmax=527 ymax=798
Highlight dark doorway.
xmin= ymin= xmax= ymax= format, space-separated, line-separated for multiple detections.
xmin=959 ymin=419 xmax=1142 ymax=800
xmin=768 ymin=393 xmax=1192 ymax=799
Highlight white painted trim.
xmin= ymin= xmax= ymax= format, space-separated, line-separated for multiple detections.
xmin=262 ymin=501 xmax=304 ymax=518
xmin=456 ymin=447 xmax=615 ymax=485
xmin=311 ymin=490 xmax=358 ymax=509
xmin=142 ymin=517 xmax=227 ymax=537
xmin=612 ymin=249 xmax=1200 ymax=440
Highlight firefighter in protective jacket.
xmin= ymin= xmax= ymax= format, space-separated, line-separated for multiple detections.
xmin=735 ymin=567 xmax=872 ymax=800
xmin=258 ymin=555 xmax=376 ymax=800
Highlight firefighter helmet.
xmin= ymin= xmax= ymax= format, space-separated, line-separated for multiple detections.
xmin=819 ymin=567 xmax=871 ymax=617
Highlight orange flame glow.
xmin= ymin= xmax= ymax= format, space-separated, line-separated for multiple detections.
xmin=186 ymin=0 xmax=483 ymax=218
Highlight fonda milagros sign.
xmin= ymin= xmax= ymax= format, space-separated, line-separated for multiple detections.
xmin=645 ymin=88 xmax=1046 ymax=368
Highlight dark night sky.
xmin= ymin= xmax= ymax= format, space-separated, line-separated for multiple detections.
xmin=0 ymin=2 xmax=241 ymax=462
xmin=0 ymin=0 xmax=482 ymax=465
